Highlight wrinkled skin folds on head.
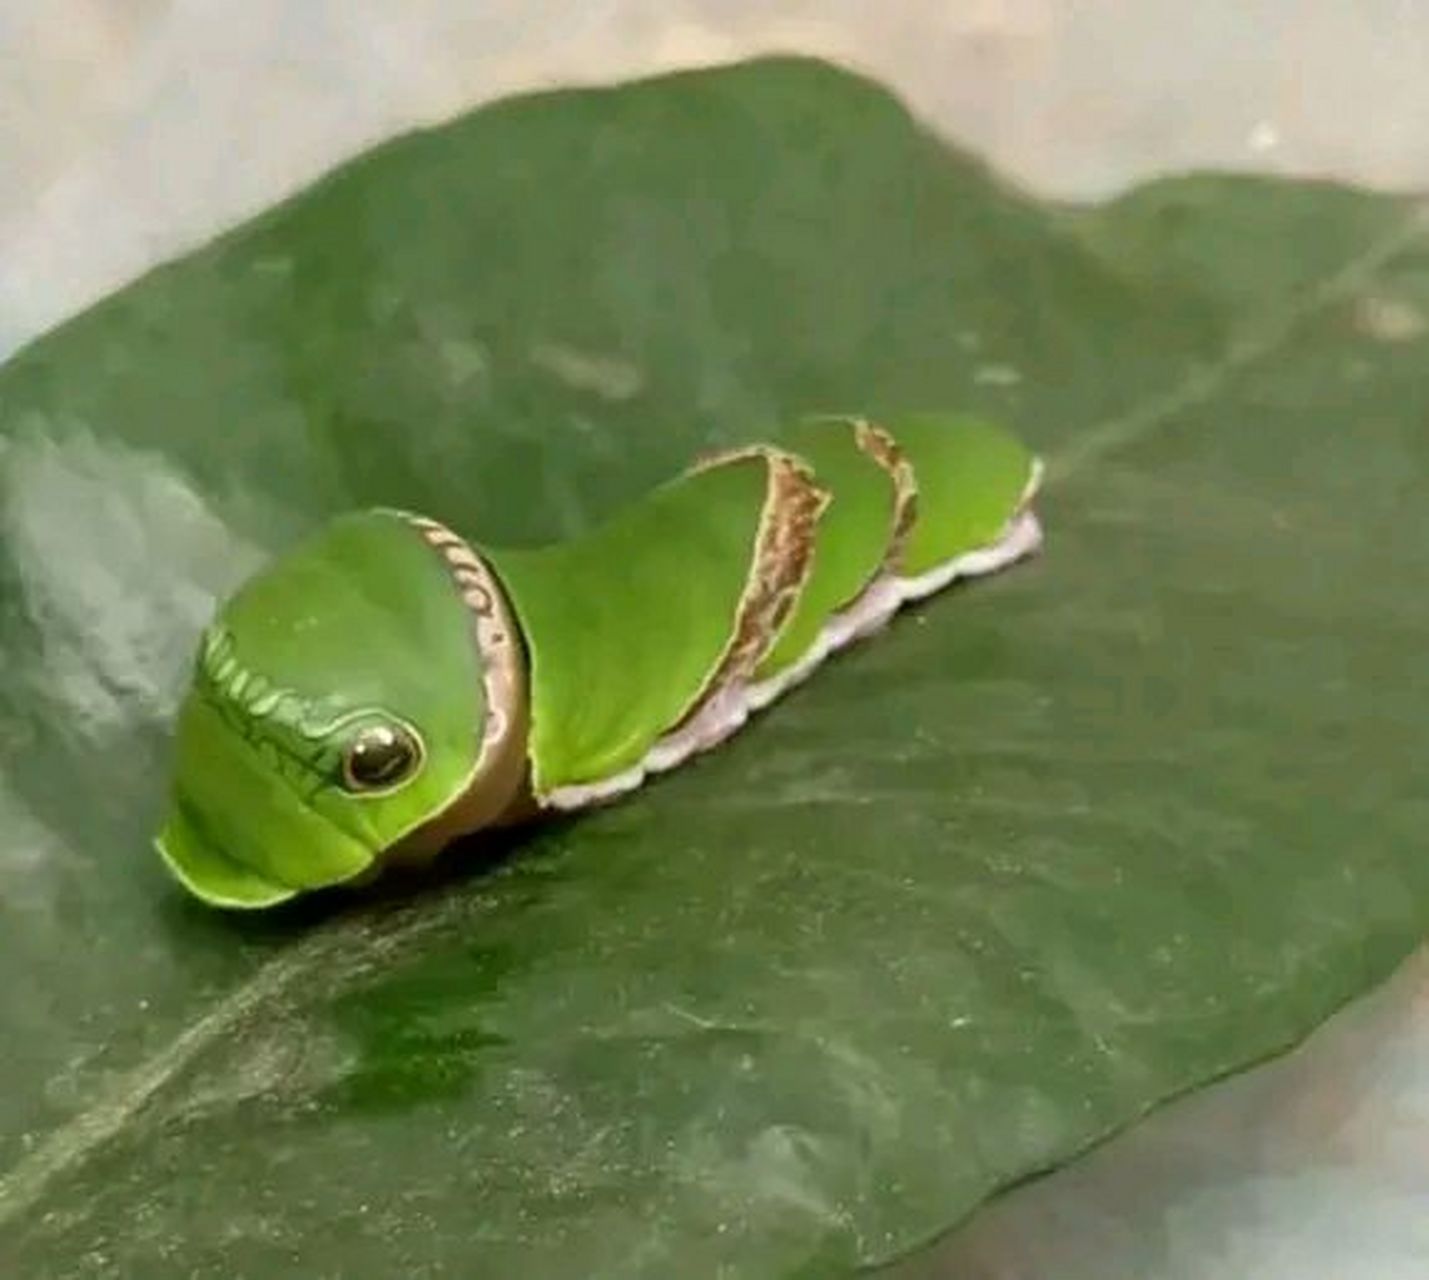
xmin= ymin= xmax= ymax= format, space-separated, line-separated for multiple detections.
xmin=155 ymin=511 xmax=490 ymax=908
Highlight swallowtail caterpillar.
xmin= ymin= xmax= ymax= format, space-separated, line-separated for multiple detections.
xmin=156 ymin=413 xmax=1043 ymax=909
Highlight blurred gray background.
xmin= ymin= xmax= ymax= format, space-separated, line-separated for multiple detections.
xmin=2 ymin=3 xmax=1426 ymax=1276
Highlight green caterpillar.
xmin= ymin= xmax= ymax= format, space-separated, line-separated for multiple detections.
xmin=155 ymin=413 xmax=1043 ymax=909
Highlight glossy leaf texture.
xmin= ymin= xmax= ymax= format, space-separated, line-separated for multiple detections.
xmin=0 ymin=56 xmax=1425 ymax=1278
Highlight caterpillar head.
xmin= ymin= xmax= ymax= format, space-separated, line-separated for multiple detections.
xmin=154 ymin=511 xmax=526 ymax=909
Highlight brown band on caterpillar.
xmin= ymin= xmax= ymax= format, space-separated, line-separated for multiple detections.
xmin=670 ymin=445 xmax=829 ymax=731
xmin=854 ymin=419 xmax=920 ymax=577
xmin=385 ymin=514 xmax=534 ymax=863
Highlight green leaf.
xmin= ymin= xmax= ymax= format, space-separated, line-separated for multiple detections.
xmin=0 ymin=55 xmax=1424 ymax=1277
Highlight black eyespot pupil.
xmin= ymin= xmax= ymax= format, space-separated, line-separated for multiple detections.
xmin=346 ymin=726 xmax=416 ymax=790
